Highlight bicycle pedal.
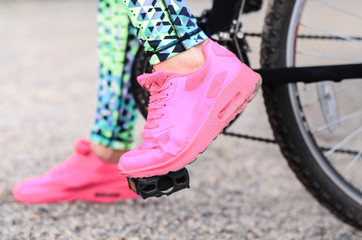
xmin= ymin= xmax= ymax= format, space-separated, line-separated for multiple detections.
xmin=127 ymin=168 xmax=190 ymax=199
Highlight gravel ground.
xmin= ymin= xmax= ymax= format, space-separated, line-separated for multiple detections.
xmin=0 ymin=0 xmax=361 ymax=239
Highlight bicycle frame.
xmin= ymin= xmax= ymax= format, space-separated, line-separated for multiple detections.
xmin=256 ymin=63 xmax=362 ymax=85
xmin=206 ymin=0 xmax=362 ymax=85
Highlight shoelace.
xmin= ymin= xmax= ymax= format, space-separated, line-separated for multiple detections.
xmin=144 ymin=82 xmax=172 ymax=129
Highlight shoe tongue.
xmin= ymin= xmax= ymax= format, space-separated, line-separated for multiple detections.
xmin=137 ymin=70 xmax=174 ymax=91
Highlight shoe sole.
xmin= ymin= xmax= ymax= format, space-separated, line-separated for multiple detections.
xmin=69 ymin=180 xmax=139 ymax=203
xmin=123 ymin=64 xmax=262 ymax=178
xmin=15 ymin=180 xmax=139 ymax=204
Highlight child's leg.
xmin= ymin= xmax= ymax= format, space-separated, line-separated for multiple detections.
xmin=119 ymin=0 xmax=208 ymax=66
xmin=91 ymin=0 xmax=139 ymax=151
xmin=117 ymin=0 xmax=262 ymax=178
xmin=12 ymin=0 xmax=141 ymax=204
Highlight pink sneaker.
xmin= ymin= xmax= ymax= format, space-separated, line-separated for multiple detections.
xmin=13 ymin=139 xmax=139 ymax=204
xmin=118 ymin=39 xmax=262 ymax=178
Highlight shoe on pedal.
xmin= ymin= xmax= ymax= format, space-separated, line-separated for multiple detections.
xmin=13 ymin=139 xmax=139 ymax=204
xmin=118 ymin=39 xmax=262 ymax=178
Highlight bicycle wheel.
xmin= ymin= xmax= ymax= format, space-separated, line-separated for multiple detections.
xmin=261 ymin=0 xmax=362 ymax=229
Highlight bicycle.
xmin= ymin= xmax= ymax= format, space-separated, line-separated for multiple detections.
xmin=129 ymin=0 xmax=362 ymax=230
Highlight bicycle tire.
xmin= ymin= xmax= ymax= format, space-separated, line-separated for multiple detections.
xmin=260 ymin=0 xmax=362 ymax=229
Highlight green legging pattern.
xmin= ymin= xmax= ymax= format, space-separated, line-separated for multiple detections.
xmin=90 ymin=1 xmax=139 ymax=150
xmin=91 ymin=0 xmax=207 ymax=150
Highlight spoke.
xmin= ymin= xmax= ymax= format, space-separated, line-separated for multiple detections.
xmin=312 ymin=0 xmax=362 ymax=21
xmin=296 ymin=50 xmax=362 ymax=62
xmin=342 ymin=148 xmax=362 ymax=173
xmin=314 ymin=109 xmax=362 ymax=133
xmin=300 ymin=23 xmax=362 ymax=44
xmin=325 ymin=126 xmax=362 ymax=157
xmin=301 ymin=81 xmax=362 ymax=108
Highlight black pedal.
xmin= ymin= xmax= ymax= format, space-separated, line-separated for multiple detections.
xmin=127 ymin=168 xmax=190 ymax=199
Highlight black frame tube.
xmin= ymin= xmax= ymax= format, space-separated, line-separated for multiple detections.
xmin=255 ymin=63 xmax=362 ymax=85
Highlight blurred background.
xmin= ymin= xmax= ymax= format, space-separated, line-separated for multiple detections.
xmin=0 ymin=0 xmax=361 ymax=239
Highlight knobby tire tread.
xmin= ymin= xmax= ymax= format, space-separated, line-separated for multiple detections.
xmin=260 ymin=0 xmax=362 ymax=230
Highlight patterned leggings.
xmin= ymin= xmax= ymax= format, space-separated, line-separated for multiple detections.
xmin=90 ymin=0 xmax=207 ymax=150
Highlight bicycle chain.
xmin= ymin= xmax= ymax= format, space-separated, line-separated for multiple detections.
xmin=244 ymin=32 xmax=362 ymax=41
xmin=223 ymin=131 xmax=359 ymax=156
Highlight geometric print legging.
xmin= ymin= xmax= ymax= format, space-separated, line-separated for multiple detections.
xmin=90 ymin=0 xmax=207 ymax=150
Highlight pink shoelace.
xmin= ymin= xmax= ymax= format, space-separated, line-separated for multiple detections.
xmin=137 ymin=71 xmax=174 ymax=130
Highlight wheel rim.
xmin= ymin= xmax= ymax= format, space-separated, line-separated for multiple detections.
xmin=286 ymin=0 xmax=362 ymax=205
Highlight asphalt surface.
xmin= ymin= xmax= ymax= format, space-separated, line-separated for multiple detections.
xmin=0 ymin=0 xmax=361 ymax=239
